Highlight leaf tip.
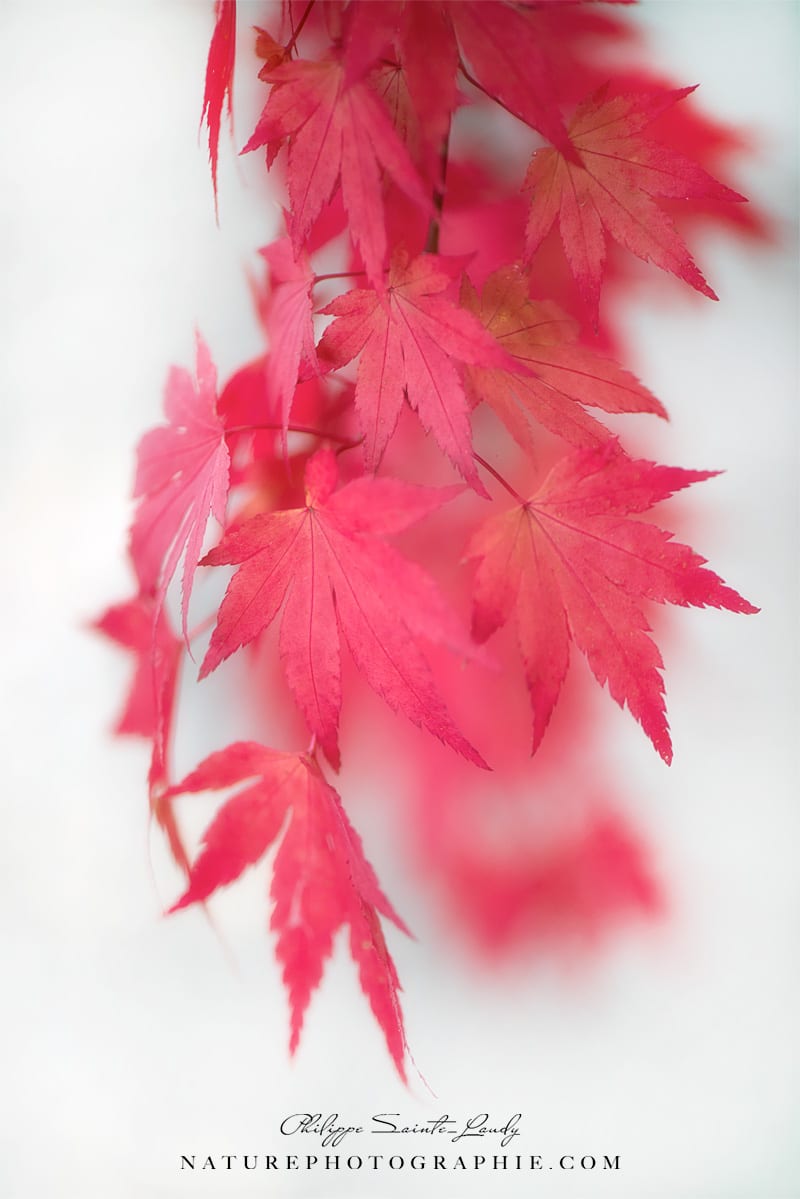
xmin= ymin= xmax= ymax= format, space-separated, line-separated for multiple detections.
xmin=165 ymin=894 xmax=190 ymax=917
xmin=197 ymin=648 xmax=217 ymax=681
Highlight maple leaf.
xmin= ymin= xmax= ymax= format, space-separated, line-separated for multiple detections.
xmin=196 ymin=449 xmax=484 ymax=764
xmin=398 ymin=3 xmax=461 ymax=172
xmin=259 ymin=237 xmax=318 ymax=441
xmin=93 ymin=595 xmax=187 ymax=870
xmin=466 ymin=441 xmax=757 ymax=762
xmin=346 ymin=0 xmax=460 ymax=174
xmin=200 ymin=450 xmax=486 ymax=771
xmin=449 ymin=0 xmax=572 ymax=158
xmin=93 ymin=596 xmax=180 ymax=749
xmin=342 ymin=1 xmax=571 ymax=165
xmin=318 ymin=251 xmax=523 ymax=490
xmin=243 ymin=52 xmax=430 ymax=285
xmin=342 ymin=0 xmax=402 ymax=86
xmin=524 ymin=85 xmax=747 ymax=320
xmin=166 ymin=742 xmax=410 ymax=1075
xmin=436 ymin=811 xmax=659 ymax=954
xmin=461 ymin=265 xmax=666 ymax=450
xmin=130 ymin=333 xmax=230 ymax=641
xmin=201 ymin=0 xmax=236 ymax=214
xmin=254 ymin=25 xmax=289 ymax=77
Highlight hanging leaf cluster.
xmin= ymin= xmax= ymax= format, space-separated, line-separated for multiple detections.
xmin=97 ymin=0 xmax=759 ymax=1078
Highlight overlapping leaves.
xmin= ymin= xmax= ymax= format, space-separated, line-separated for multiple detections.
xmin=95 ymin=1 xmax=761 ymax=1082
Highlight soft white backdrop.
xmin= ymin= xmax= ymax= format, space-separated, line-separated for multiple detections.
xmin=1 ymin=2 xmax=797 ymax=1197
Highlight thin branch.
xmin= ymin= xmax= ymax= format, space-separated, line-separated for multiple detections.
xmin=424 ymin=122 xmax=451 ymax=255
xmin=473 ymin=452 xmax=527 ymax=505
xmin=285 ymin=0 xmax=315 ymax=57
xmin=224 ymin=421 xmax=361 ymax=448
xmin=458 ymin=57 xmax=523 ymax=128
xmin=334 ymin=435 xmax=364 ymax=457
xmin=313 ymin=271 xmax=367 ymax=285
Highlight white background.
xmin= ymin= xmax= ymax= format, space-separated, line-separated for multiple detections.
xmin=1 ymin=2 xmax=797 ymax=1197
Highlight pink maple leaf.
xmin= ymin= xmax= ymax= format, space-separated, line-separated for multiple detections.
xmin=318 ymin=250 xmax=524 ymax=490
xmin=130 ymin=333 xmax=230 ymax=641
xmin=243 ymin=51 xmax=431 ymax=285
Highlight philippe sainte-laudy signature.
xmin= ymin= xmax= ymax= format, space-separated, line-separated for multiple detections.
xmin=280 ymin=1113 xmax=522 ymax=1149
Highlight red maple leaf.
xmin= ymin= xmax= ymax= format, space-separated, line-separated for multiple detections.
xmin=166 ymin=742 xmax=409 ymax=1075
xmin=318 ymin=250 xmax=523 ymax=490
xmin=524 ymin=85 xmax=746 ymax=320
xmin=342 ymin=0 xmax=402 ymax=85
xmin=461 ymin=265 xmax=667 ymax=450
xmin=433 ymin=810 xmax=660 ymax=955
xmin=102 ymin=0 xmax=766 ymax=1078
xmin=344 ymin=0 xmax=459 ymax=176
xmin=342 ymin=1 xmax=572 ymax=168
xmin=259 ymin=237 xmax=318 ymax=441
xmin=466 ymin=441 xmax=757 ymax=763
xmin=93 ymin=595 xmax=187 ymax=870
xmin=396 ymin=3 xmax=460 ymax=161
xmin=93 ymin=596 xmax=176 ymax=741
xmin=243 ymin=52 xmax=430 ymax=285
xmin=130 ymin=333 xmax=230 ymax=640
xmin=201 ymin=0 xmax=236 ymax=214
xmin=449 ymin=0 xmax=572 ymax=157
xmin=199 ymin=449 xmax=486 ymax=771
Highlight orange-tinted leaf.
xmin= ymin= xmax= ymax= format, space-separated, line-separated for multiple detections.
xmin=462 ymin=265 xmax=666 ymax=450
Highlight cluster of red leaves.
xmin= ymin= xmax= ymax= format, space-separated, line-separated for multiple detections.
xmin=97 ymin=0 xmax=759 ymax=1078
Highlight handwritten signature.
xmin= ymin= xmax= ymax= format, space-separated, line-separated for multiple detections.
xmin=280 ymin=1113 xmax=522 ymax=1148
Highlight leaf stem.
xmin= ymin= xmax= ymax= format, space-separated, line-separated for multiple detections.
xmin=425 ymin=122 xmax=451 ymax=255
xmin=285 ymin=0 xmax=315 ymax=57
xmin=458 ymin=57 xmax=524 ymax=128
xmin=313 ymin=271 xmax=367 ymax=284
xmin=473 ymin=452 xmax=527 ymax=505
xmin=224 ymin=421 xmax=361 ymax=448
xmin=187 ymin=612 xmax=217 ymax=644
